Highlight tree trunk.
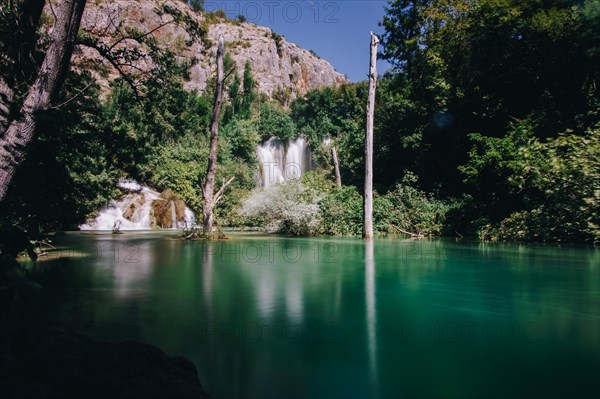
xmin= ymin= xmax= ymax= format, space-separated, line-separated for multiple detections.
xmin=363 ymin=32 xmax=378 ymax=240
xmin=332 ymin=145 xmax=342 ymax=188
xmin=0 ymin=0 xmax=87 ymax=202
xmin=202 ymin=36 xmax=225 ymax=235
xmin=0 ymin=0 xmax=46 ymax=135
xmin=0 ymin=78 xmax=14 ymax=136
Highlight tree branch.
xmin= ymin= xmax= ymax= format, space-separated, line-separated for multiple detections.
xmin=214 ymin=176 xmax=235 ymax=205
xmin=76 ymin=38 xmax=142 ymax=99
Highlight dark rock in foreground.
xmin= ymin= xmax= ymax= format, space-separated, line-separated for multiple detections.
xmin=0 ymin=327 xmax=211 ymax=399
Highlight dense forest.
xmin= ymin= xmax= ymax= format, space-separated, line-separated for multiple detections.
xmin=0 ymin=0 xmax=598 ymax=244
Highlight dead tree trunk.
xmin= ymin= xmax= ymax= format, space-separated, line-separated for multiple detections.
xmin=202 ymin=37 xmax=233 ymax=235
xmin=363 ymin=32 xmax=379 ymax=240
xmin=0 ymin=0 xmax=87 ymax=202
xmin=332 ymin=145 xmax=342 ymax=188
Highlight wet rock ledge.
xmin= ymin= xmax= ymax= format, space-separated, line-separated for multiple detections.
xmin=0 ymin=327 xmax=211 ymax=399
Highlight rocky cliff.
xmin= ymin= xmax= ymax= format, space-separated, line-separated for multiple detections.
xmin=74 ymin=0 xmax=347 ymax=99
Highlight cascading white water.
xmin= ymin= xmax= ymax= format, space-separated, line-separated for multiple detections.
xmin=285 ymin=137 xmax=306 ymax=180
xmin=257 ymin=137 xmax=286 ymax=188
xmin=171 ymin=201 xmax=177 ymax=229
xmin=79 ymin=179 xmax=195 ymax=230
xmin=257 ymin=137 xmax=311 ymax=188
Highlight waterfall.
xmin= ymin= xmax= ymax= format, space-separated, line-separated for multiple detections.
xmin=257 ymin=137 xmax=286 ymax=188
xmin=285 ymin=137 xmax=306 ymax=180
xmin=80 ymin=179 xmax=195 ymax=231
xmin=171 ymin=201 xmax=177 ymax=229
xmin=257 ymin=137 xmax=311 ymax=188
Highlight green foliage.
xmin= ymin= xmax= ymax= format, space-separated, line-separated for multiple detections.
xmin=149 ymin=133 xmax=208 ymax=212
xmin=221 ymin=118 xmax=261 ymax=162
xmin=258 ymin=103 xmax=296 ymax=140
xmin=242 ymin=61 xmax=256 ymax=117
xmin=377 ymin=172 xmax=450 ymax=236
xmin=0 ymin=71 xmax=119 ymax=231
xmin=378 ymin=0 xmax=599 ymax=198
xmin=495 ymin=129 xmax=599 ymax=243
xmin=318 ymin=186 xmax=363 ymax=236
xmin=460 ymin=122 xmax=600 ymax=243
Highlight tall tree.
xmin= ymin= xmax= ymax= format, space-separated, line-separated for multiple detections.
xmin=241 ymin=61 xmax=256 ymax=118
xmin=0 ymin=0 xmax=87 ymax=201
xmin=363 ymin=33 xmax=378 ymax=240
xmin=201 ymin=37 xmax=233 ymax=235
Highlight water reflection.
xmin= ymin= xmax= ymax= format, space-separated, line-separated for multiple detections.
xmin=26 ymin=234 xmax=600 ymax=399
xmin=256 ymin=269 xmax=276 ymax=320
xmin=202 ymin=242 xmax=214 ymax=309
xmin=285 ymin=274 xmax=303 ymax=323
xmin=99 ymin=238 xmax=155 ymax=299
xmin=365 ymin=240 xmax=378 ymax=397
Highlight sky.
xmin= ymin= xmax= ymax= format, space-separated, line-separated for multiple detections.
xmin=202 ymin=1 xmax=393 ymax=82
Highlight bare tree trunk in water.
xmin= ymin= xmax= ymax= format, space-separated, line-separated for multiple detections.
xmin=0 ymin=0 xmax=87 ymax=201
xmin=363 ymin=32 xmax=378 ymax=240
xmin=332 ymin=145 xmax=342 ymax=188
xmin=202 ymin=37 xmax=233 ymax=236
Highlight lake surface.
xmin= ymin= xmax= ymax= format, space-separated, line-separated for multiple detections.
xmin=19 ymin=232 xmax=600 ymax=398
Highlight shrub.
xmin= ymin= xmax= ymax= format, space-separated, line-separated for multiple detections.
xmin=319 ymin=186 xmax=363 ymax=235
xmin=380 ymin=172 xmax=450 ymax=236
xmin=241 ymin=180 xmax=322 ymax=236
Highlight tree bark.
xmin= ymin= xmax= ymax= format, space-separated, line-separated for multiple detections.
xmin=332 ymin=145 xmax=342 ymax=188
xmin=0 ymin=0 xmax=87 ymax=202
xmin=0 ymin=0 xmax=46 ymax=135
xmin=363 ymin=32 xmax=378 ymax=240
xmin=202 ymin=36 xmax=225 ymax=235
xmin=0 ymin=78 xmax=14 ymax=137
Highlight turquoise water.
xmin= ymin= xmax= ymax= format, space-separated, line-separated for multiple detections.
xmin=21 ymin=232 xmax=600 ymax=398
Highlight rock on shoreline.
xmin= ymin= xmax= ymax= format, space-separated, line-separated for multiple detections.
xmin=0 ymin=327 xmax=211 ymax=399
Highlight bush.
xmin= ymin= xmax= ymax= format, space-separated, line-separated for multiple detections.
xmin=379 ymin=172 xmax=450 ymax=236
xmin=318 ymin=186 xmax=363 ymax=235
xmin=241 ymin=180 xmax=322 ymax=236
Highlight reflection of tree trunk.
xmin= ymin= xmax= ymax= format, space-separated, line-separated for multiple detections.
xmin=202 ymin=36 xmax=225 ymax=235
xmin=365 ymin=239 xmax=378 ymax=395
xmin=203 ymin=242 xmax=214 ymax=309
xmin=0 ymin=0 xmax=87 ymax=201
xmin=363 ymin=32 xmax=378 ymax=239
xmin=332 ymin=146 xmax=342 ymax=188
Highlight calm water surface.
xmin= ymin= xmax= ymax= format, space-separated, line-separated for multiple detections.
xmin=21 ymin=232 xmax=600 ymax=398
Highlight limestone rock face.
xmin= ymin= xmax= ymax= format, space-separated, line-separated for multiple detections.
xmin=73 ymin=0 xmax=347 ymax=99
